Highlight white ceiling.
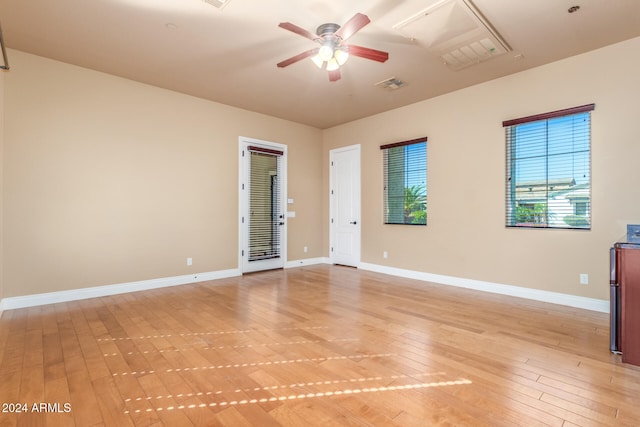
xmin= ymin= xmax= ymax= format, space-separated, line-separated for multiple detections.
xmin=1 ymin=0 xmax=639 ymax=129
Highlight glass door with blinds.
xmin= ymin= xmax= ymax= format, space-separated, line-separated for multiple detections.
xmin=239 ymin=138 xmax=287 ymax=273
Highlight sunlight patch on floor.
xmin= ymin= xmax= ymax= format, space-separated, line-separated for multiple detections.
xmin=123 ymin=378 xmax=473 ymax=415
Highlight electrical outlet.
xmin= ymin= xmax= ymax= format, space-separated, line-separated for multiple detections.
xmin=580 ymin=273 xmax=588 ymax=285
xmin=303 ymin=246 xmax=308 ymax=253
xmin=383 ymin=251 xmax=388 ymax=259
xmin=187 ymin=257 xmax=193 ymax=266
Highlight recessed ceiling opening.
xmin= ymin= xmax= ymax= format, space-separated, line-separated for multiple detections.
xmin=393 ymin=0 xmax=511 ymax=70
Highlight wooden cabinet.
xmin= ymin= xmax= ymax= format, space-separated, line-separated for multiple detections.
xmin=619 ymin=247 xmax=640 ymax=365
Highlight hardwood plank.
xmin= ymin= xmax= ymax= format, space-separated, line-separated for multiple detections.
xmin=16 ymin=311 xmax=46 ymax=427
xmin=55 ymin=302 xmax=104 ymax=427
xmin=2 ymin=265 xmax=640 ymax=426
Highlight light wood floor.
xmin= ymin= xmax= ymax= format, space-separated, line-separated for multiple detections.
xmin=1 ymin=265 xmax=640 ymax=426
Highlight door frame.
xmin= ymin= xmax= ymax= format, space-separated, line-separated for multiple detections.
xmin=329 ymin=144 xmax=361 ymax=267
xmin=238 ymin=136 xmax=288 ymax=273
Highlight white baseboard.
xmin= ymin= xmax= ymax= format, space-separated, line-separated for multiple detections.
xmin=0 ymin=261 xmax=609 ymax=314
xmin=0 ymin=269 xmax=241 ymax=311
xmin=359 ymin=262 xmax=609 ymax=313
xmin=285 ymin=257 xmax=330 ymax=269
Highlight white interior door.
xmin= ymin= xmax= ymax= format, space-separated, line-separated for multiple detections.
xmin=330 ymin=145 xmax=361 ymax=267
xmin=239 ymin=137 xmax=287 ymax=273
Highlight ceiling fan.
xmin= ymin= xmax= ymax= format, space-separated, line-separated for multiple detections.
xmin=277 ymin=13 xmax=389 ymax=82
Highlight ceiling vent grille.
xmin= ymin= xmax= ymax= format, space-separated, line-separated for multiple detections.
xmin=203 ymin=0 xmax=231 ymax=9
xmin=375 ymin=77 xmax=408 ymax=90
xmin=392 ymin=0 xmax=511 ymax=70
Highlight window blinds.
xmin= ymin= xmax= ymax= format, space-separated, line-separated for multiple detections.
xmin=381 ymin=137 xmax=427 ymax=225
xmin=248 ymin=148 xmax=282 ymax=261
xmin=504 ymin=104 xmax=594 ymax=229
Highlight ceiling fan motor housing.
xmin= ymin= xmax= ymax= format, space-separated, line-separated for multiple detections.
xmin=316 ymin=23 xmax=341 ymax=39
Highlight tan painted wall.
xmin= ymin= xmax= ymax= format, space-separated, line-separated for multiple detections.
xmin=3 ymin=50 xmax=322 ymax=298
xmin=4 ymin=38 xmax=640 ymax=302
xmin=323 ymin=37 xmax=640 ymax=300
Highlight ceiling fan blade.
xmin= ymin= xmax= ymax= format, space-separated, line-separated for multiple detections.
xmin=335 ymin=13 xmax=370 ymax=41
xmin=328 ymin=69 xmax=341 ymax=82
xmin=347 ymin=44 xmax=389 ymax=63
xmin=278 ymin=22 xmax=318 ymax=41
xmin=277 ymin=48 xmax=319 ymax=68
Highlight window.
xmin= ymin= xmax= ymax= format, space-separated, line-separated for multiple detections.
xmin=504 ymin=104 xmax=594 ymax=229
xmin=381 ymin=137 xmax=427 ymax=225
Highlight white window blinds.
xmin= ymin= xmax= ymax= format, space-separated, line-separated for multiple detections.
xmin=381 ymin=137 xmax=427 ymax=225
xmin=504 ymin=104 xmax=594 ymax=229
xmin=248 ymin=146 xmax=283 ymax=261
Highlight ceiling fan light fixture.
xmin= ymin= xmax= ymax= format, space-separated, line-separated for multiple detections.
xmin=335 ymin=48 xmax=349 ymax=66
xmin=311 ymin=54 xmax=324 ymax=69
xmin=312 ymin=45 xmax=349 ymax=70
xmin=318 ymin=44 xmax=335 ymax=62
xmin=326 ymin=58 xmax=340 ymax=71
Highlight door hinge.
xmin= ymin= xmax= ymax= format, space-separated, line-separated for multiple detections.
xmin=242 ymin=183 xmax=245 ymax=190
xmin=242 ymin=216 xmax=245 ymax=224
xmin=331 ymin=247 xmax=334 ymax=252
xmin=331 ymin=161 xmax=334 ymax=166
xmin=242 ymin=250 xmax=244 ymax=256
xmin=331 ymin=189 xmax=334 ymax=195
xmin=331 ymin=218 xmax=334 ymax=223
xmin=242 ymin=150 xmax=245 ymax=157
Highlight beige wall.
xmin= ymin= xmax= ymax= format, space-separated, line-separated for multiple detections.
xmin=323 ymin=37 xmax=640 ymax=300
xmin=3 ymin=50 xmax=322 ymax=298
xmin=3 ymin=38 xmax=639 ymax=303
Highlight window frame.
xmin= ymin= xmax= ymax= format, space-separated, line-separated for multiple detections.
xmin=380 ymin=137 xmax=428 ymax=226
xmin=503 ymin=104 xmax=595 ymax=230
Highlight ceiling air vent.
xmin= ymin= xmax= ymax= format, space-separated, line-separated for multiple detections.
xmin=392 ymin=0 xmax=511 ymax=70
xmin=375 ymin=77 xmax=407 ymax=90
xmin=202 ymin=0 xmax=231 ymax=9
